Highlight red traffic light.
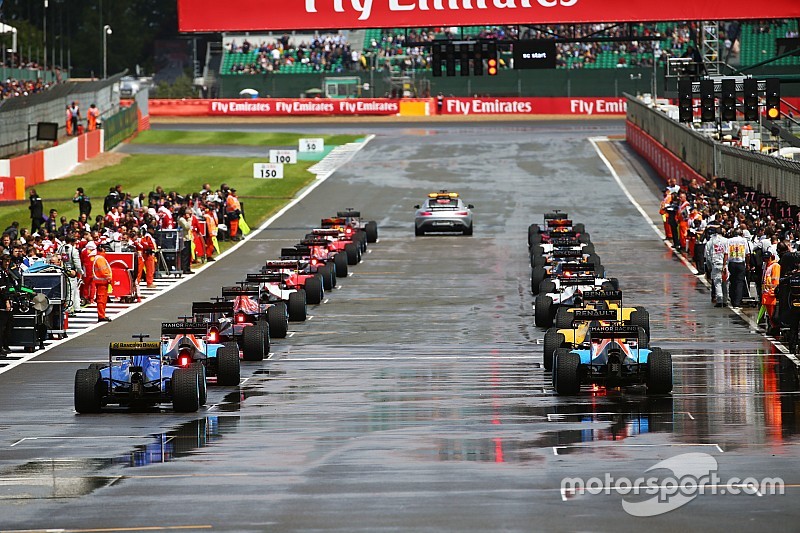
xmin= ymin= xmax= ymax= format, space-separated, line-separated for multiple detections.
xmin=487 ymin=58 xmax=498 ymax=76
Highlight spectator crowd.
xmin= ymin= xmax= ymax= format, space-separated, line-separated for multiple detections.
xmin=1 ymin=182 xmax=246 ymax=318
xmin=227 ymin=33 xmax=357 ymax=74
xmin=0 ymin=78 xmax=53 ymax=101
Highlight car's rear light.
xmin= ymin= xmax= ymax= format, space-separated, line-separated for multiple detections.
xmin=345 ymin=227 xmax=353 ymax=235
xmin=236 ymin=312 xmax=246 ymax=324
xmin=311 ymin=258 xmax=318 ymax=266
xmin=455 ymin=211 xmax=469 ymax=215
xmin=420 ymin=211 xmax=433 ymax=216
xmin=207 ymin=327 xmax=219 ymax=343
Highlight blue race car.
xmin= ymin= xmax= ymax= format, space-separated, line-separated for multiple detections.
xmin=552 ymin=324 xmax=672 ymax=395
xmin=160 ymin=320 xmax=240 ymax=387
xmin=74 ymin=337 xmax=205 ymax=413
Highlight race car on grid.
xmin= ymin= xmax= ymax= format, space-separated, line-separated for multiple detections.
xmin=191 ymin=300 xmax=270 ymax=361
xmin=320 ymin=216 xmax=370 ymax=254
xmin=242 ymin=272 xmax=309 ymax=322
xmin=414 ymin=190 xmax=474 ymax=236
xmin=542 ymin=290 xmax=650 ymax=371
xmin=220 ymin=283 xmax=294 ymax=336
xmin=160 ymin=319 xmax=240 ymax=387
xmin=531 ymin=248 xmax=606 ymax=294
xmin=74 ymin=335 xmax=205 ymax=413
xmin=551 ymin=323 xmax=673 ymax=395
xmin=528 ymin=212 xmax=588 ymax=247
xmin=530 ymin=235 xmax=596 ymax=269
xmin=310 ymin=227 xmax=362 ymax=266
xmin=281 ymin=243 xmax=341 ymax=288
xmin=261 ymin=259 xmax=325 ymax=305
xmin=534 ymin=268 xmax=616 ymax=328
xmin=331 ymin=208 xmax=378 ymax=243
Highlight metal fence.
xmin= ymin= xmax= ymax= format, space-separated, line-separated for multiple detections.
xmin=0 ymin=73 xmax=124 ymax=158
xmin=626 ymin=94 xmax=800 ymax=206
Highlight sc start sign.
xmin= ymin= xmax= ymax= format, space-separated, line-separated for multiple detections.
xmin=299 ymin=138 xmax=324 ymax=152
xmin=269 ymin=149 xmax=297 ymax=164
xmin=253 ymin=163 xmax=284 ymax=179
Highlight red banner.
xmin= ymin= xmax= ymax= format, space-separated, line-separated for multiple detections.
xmin=179 ymin=0 xmax=800 ymax=32
xmin=149 ymin=98 xmax=400 ymax=117
xmin=439 ymin=97 xmax=627 ymax=115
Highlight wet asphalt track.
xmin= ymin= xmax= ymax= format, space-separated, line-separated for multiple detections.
xmin=0 ymin=120 xmax=798 ymax=532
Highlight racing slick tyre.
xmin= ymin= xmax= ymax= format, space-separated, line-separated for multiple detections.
xmin=223 ymin=341 xmax=239 ymax=353
xmin=531 ymin=266 xmax=546 ymax=295
xmin=527 ymin=224 xmax=540 ymax=246
xmin=267 ymin=303 xmax=289 ymax=338
xmin=555 ymin=306 xmax=573 ymax=329
xmin=74 ymin=368 xmax=103 ymax=413
xmin=172 ymin=368 xmax=201 ymax=412
xmin=587 ymin=254 xmax=602 ymax=268
xmin=319 ymin=264 xmax=335 ymax=290
xmin=531 ymin=253 xmax=546 ymax=269
xmin=358 ymin=230 xmax=368 ymax=252
xmin=608 ymin=277 xmax=620 ymax=291
xmin=535 ymin=294 xmax=555 ymax=328
xmin=463 ymin=223 xmax=474 ymax=236
xmin=637 ymin=326 xmax=650 ymax=349
xmin=647 ymin=347 xmax=673 ymax=394
xmin=288 ymin=290 xmax=307 ymax=322
xmin=529 ymin=232 xmax=542 ymax=245
xmin=573 ymin=223 xmax=586 ymax=234
xmin=543 ymin=329 xmax=566 ymax=371
xmin=582 ymin=243 xmax=595 ymax=256
xmin=553 ymin=349 xmax=581 ymax=395
xmin=216 ymin=346 xmax=241 ymax=386
xmin=539 ymin=280 xmax=557 ymax=296
xmin=190 ymin=363 xmax=208 ymax=406
xmin=365 ymin=221 xmax=378 ymax=243
xmin=593 ymin=265 xmax=605 ymax=279
xmin=334 ymin=253 xmax=349 ymax=278
xmin=241 ymin=325 xmax=266 ymax=361
xmin=630 ymin=307 xmax=650 ymax=336
xmin=304 ymin=275 xmax=324 ymax=305
xmin=345 ymin=243 xmax=359 ymax=265
xmin=578 ymin=233 xmax=591 ymax=244
xmin=601 ymin=281 xmax=615 ymax=292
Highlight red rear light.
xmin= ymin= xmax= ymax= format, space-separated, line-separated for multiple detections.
xmin=455 ymin=211 xmax=469 ymax=215
xmin=236 ymin=313 xmax=246 ymax=324
xmin=207 ymin=327 xmax=219 ymax=343
xmin=345 ymin=227 xmax=353 ymax=235
xmin=311 ymin=258 xmax=318 ymax=266
xmin=420 ymin=212 xmax=433 ymax=216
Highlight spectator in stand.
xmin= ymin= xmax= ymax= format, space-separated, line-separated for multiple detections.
xmin=29 ymin=189 xmax=44 ymax=232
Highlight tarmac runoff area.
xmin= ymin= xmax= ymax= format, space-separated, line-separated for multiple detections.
xmin=0 ymin=119 xmax=797 ymax=532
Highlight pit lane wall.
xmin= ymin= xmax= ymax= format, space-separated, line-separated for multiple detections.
xmin=147 ymin=97 xmax=629 ymax=117
xmin=625 ymin=94 xmax=800 ymax=206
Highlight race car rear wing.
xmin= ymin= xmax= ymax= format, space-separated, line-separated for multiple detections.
xmin=108 ymin=341 xmax=161 ymax=358
xmin=557 ymin=275 xmax=597 ymax=286
xmin=589 ymin=325 xmax=639 ymax=338
xmin=583 ymin=290 xmax=623 ymax=301
xmin=221 ymin=285 xmax=260 ymax=298
xmin=280 ymin=247 xmax=310 ymax=258
xmin=552 ymin=249 xmax=583 ymax=258
xmin=572 ymin=309 xmax=617 ymax=322
xmin=246 ymin=273 xmax=284 ymax=284
xmin=544 ymin=211 xmax=568 ymax=220
xmin=299 ymin=238 xmax=330 ymax=247
xmin=161 ymin=322 xmax=209 ymax=335
xmin=560 ymin=263 xmax=597 ymax=273
xmin=336 ymin=210 xmax=361 ymax=218
xmin=547 ymin=219 xmax=573 ymax=227
xmin=549 ymin=238 xmax=582 ymax=247
xmin=547 ymin=231 xmax=578 ymax=239
xmin=191 ymin=301 xmax=234 ymax=316
xmin=312 ymin=228 xmax=341 ymax=237
xmin=320 ymin=217 xmax=346 ymax=228
xmin=265 ymin=260 xmax=302 ymax=270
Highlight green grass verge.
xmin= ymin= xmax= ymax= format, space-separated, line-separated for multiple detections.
xmin=132 ymin=130 xmax=360 ymax=147
xmin=2 ymin=154 xmax=318 ymax=251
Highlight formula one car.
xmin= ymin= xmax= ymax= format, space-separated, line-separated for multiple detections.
xmin=333 ymin=208 xmax=378 ymax=243
xmin=242 ymin=273 xmax=308 ymax=322
xmin=530 ymin=236 xmax=595 ymax=268
xmin=262 ymin=259 xmax=325 ymax=305
xmin=552 ymin=324 xmax=673 ymax=395
xmin=414 ymin=190 xmax=474 ymax=236
xmin=221 ymin=284 xmax=292 ymax=336
xmin=74 ymin=336 xmax=205 ymax=413
xmin=531 ymin=249 xmax=605 ymax=293
xmin=542 ymin=290 xmax=650 ymax=370
xmin=528 ymin=212 xmax=588 ymax=246
xmin=311 ymin=227 xmax=362 ymax=266
xmin=281 ymin=243 xmax=340 ymax=288
xmin=534 ymin=269 xmax=615 ymax=327
xmin=192 ymin=300 xmax=270 ymax=361
xmin=160 ymin=320 xmax=240 ymax=387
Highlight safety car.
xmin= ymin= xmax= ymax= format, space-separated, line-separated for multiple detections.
xmin=414 ymin=190 xmax=474 ymax=236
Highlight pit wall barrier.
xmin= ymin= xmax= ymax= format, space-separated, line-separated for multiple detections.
xmin=147 ymin=97 xmax=629 ymax=117
xmin=626 ymin=121 xmax=705 ymax=188
xmin=0 ymin=129 xmax=104 ymax=200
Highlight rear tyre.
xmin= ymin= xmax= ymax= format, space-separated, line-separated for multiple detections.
xmin=582 ymin=243 xmax=595 ymax=255
xmin=172 ymin=368 xmax=200 ymax=412
xmin=601 ymin=281 xmax=615 ymax=292
xmin=267 ymin=303 xmax=288 ymax=338
xmin=334 ymin=253 xmax=348 ymax=277
xmin=535 ymin=294 xmax=554 ymax=328
xmin=543 ymin=328 xmax=566 ymax=371
xmin=573 ymin=223 xmax=586 ymax=233
xmin=365 ymin=221 xmax=378 ymax=243
xmin=345 ymin=243 xmax=359 ymax=265
xmin=463 ymin=223 xmax=473 ymax=236
xmin=539 ymin=280 xmax=557 ymax=295
xmin=319 ymin=265 xmax=334 ymax=290
xmin=241 ymin=325 xmax=266 ymax=361
xmin=528 ymin=224 xmax=540 ymax=246
xmin=531 ymin=266 xmax=546 ymax=295
xmin=74 ymin=369 xmax=102 ymax=413
xmin=554 ymin=350 xmax=581 ymax=395
xmin=629 ymin=308 xmax=650 ymax=338
xmin=190 ymin=363 xmax=207 ymax=406
xmin=304 ymin=276 xmax=324 ymax=305
xmin=647 ymin=348 xmax=673 ymax=394
xmin=608 ymin=277 xmax=620 ymax=290
xmin=555 ymin=307 xmax=573 ymax=329
xmin=594 ymin=265 xmax=605 ymax=279
xmin=216 ymin=346 xmax=241 ymax=385
xmin=415 ymin=225 xmax=424 ymax=236
xmin=288 ymin=290 xmax=307 ymax=322
xmin=579 ymin=233 xmax=591 ymax=244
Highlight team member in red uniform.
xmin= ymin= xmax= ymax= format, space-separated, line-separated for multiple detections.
xmin=203 ymin=205 xmax=218 ymax=260
xmin=138 ymin=226 xmax=158 ymax=288
xmin=92 ymin=247 xmax=112 ymax=322
xmin=225 ymin=189 xmax=241 ymax=241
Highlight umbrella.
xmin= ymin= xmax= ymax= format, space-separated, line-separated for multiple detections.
xmin=239 ymin=88 xmax=259 ymax=98
xmin=303 ymin=88 xmax=323 ymax=97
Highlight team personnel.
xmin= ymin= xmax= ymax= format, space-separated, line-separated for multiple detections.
xmin=727 ymin=228 xmax=750 ymax=309
xmin=92 ymin=247 xmax=112 ymax=322
xmin=705 ymin=226 xmax=729 ymax=307
xmin=137 ymin=226 xmax=158 ymax=288
xmin=0 ymin=255 xmax=15 ymax=355
xmin=762 ymin=251 xmax=780 ymax=335
xmin=226 ymin=188 xmax=241 ymax=241
xmin=58 ymin=235 xmax=84 ymax=316
xmin=177 ymin=210 xmax=195 ymax=275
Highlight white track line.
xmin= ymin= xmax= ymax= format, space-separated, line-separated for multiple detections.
xmin=0 ymin=135 xmax=375 ymax=377
xmin=589 ymin=136 xmax=800 ymax=368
